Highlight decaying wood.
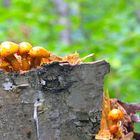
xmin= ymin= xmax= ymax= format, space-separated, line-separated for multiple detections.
xmin=0 ymin=60 xmax=110 ymax=140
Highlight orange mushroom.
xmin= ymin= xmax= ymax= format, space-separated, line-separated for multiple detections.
xmin=0 ymin=41 xmax=21 ymax=72
xmin=0 ymin=58 xmax=12 ymax=72
xmin=29 ymin=46 xmax=50 ymax=68
xmin=18 ymin=42 xmax=32 ymax=71
xmin=109 ymin=124 xmax=119 ymax=134
xmin=108 ymin=109 xmax=124 ymax=122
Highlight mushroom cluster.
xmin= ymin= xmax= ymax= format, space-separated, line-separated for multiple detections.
xmin=0 ymin=41 xmax=50 ymax=72
xmin=95 ymin=94 xmax=140 ymax=140
xmin=0 ymin=41 xmax=94 ymax=72
xmin=108 ymin=108 xmax=124 ymax=134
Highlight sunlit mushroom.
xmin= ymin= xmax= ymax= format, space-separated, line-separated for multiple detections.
xmin=18 ymin=42 xmax=32 ymax=71
xmin=0 ymin=41 xmax=21 ymax=71
xmin=29 ymin=46 xmax=50 ymax=68
xmin=108 ymin=109 xmax=124 ymax=122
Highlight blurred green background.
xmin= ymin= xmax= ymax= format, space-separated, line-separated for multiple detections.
xmin=0 ymin=0 xmax=139 ymax=130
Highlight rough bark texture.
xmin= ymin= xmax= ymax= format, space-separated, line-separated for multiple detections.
xmin=0 ymin=60 xmax=110 ymax=140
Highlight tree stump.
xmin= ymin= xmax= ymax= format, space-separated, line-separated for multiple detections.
xmin=0 ymin=60 xmax=110 ymax=140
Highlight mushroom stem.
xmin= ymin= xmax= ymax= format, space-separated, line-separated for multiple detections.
xmin=6 ymin=55 xmax=21 ymax=71
xmin=18 ymin=42 xmax=32 ymax=71
xmin=34 ymin=57 xmax=42 ymax=67
xmin=31 ymin=57 xmax=42 ymax=68
xmin=4 ymin=67 xmax=12 ymax=72
xmin=21 ymin=55 xmax=30 ymax=71
xmin=0 ymin=65 xmax=12 ymax=72
xmin=0 ymin=59 xmax=12 ymax=72
xmin=29 ymin=46 xmax=50 ymax=68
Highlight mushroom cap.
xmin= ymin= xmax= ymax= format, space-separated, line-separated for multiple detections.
xmin=0 ymin=41 xmax=19 ymax=57
xmin=108 ymin=109 xmax=124 ymax=122
xmin=19 ymin=42 xmax=32 ymax=54
xmin=29 ymin=46 xmax=50 ymax=58
xmin=109 ymin=125 xmax=118 ymax=134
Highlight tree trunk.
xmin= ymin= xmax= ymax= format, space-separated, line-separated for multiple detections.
xmin=53 ymin=0 xmax=71 ymax=45
xmin=3 ymin=0 xmax=10 ymax=7
xmin=0 ymin=60 xmax=110 ymax=140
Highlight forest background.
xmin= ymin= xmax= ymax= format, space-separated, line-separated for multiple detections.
xmin=0 ymin=0 xmax=139 ymax=131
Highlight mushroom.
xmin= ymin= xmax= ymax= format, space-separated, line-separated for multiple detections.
xmin=109 ymin=124 xmax=119 ymax=134
xmin=108 ymin=109 xmax=124 ymax=122
xmin=0 ymin=41 xmax=21 ymax=71
xmin=0 ymin=58 xmax=12 ymax=72
xmin=18 ymin=42 xmax=32 ymax=71
xmin=29 ymin=46 xmax=50 ymax=68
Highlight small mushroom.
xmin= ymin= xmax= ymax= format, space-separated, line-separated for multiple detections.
xmin=108 ymin=109 xmax=124 ymax=122
xmin=109 ymin=124 xmax=119 ymax=134
xmin=18 ymin=42 xmax=32 ymax=71
xmin=29 ymin=46 xmax=50 ymax=68
xmin=0 ymin=41 xmax=21 ymax=71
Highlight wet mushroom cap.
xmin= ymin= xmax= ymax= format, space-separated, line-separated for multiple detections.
xmin=0 ymin=41 xmax=19 ymax=57
xmin=29 ymin=46 xmax=50 ymax=58
xmin=108 ymin=109 xmax=124 ymax=122
xmin=109 ymin=125 xmax=119 ymax=134
xmin=19 ymin=42 xmax=32 ymax=54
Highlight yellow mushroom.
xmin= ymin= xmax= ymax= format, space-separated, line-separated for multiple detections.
xmin=108 ymin=109 xmax=124 ymax=122
xmin=18 ymin=42 xmax=32 ymax=71
xmin=29 ymin=46 xmax=50 ymax=68
xmin=0 ymin=41 xmax=21 ymax=72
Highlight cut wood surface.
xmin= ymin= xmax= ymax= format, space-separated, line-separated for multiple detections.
xmin=0 ymin=60 xmax=110 ymax=140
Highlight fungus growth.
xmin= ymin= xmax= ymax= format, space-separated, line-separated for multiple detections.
xmin=108 ymin=108 xmax=124 ymax=122
xmin=18 ymin=42 xmax=32 ymax=71
xmin=0 ymin=41 xmax=93 ymax=72
xmin=29 ymin=46 xmax=50 ymax=68
xmin=0 ymin=41 xmax=21 ymax=71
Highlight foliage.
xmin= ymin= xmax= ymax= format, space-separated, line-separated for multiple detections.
xmin=0 ymin=0 xmax=140 ymax=124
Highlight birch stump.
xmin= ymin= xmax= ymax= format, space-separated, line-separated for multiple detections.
xmin=0 ymin=60 xmax=110 ymax=140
